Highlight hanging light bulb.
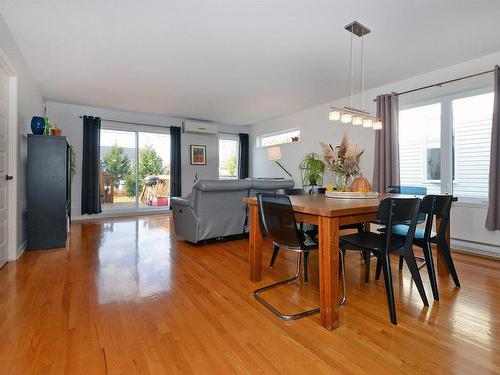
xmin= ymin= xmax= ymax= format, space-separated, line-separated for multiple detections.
xmin=352 ymin=115 xmax=363 ymax=125
xmin=341 ymin=112 xmax=352 ymax=124
xmin=362 ymin=117 xmax=373 ymax=128
xmin=329 ymin=108 xmax=341 ymax=121
xmin=373 ymin=120 xmax=383 ymax=130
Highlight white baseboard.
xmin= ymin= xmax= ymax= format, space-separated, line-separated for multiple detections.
xmin=16 ymin=240 xmax=27 ymax=260
xmin=451 ymin=238 xmax=500 ymax=258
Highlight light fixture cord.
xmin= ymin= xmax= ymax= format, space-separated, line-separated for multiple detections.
xmin=361 ymin=34 xmax=364 ymax=111
xmin=349 ymin=27 xmax=354 ymax=110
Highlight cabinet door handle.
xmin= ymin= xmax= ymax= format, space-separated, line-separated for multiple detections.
xmin=5 ymin=174 xmax=13 ymax=180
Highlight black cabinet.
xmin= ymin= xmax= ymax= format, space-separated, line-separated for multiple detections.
xmin=27 ymin=135 xmax=71 ymax=250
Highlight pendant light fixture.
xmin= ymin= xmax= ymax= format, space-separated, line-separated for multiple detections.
xmin=328 ymin=21 xmax=382 ymax=130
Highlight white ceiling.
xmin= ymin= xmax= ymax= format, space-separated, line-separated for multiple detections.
xmin=1 ymin=0 xmax=500 ymax=125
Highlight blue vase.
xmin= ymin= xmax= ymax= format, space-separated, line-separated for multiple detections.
xmin=31 ymin=116 xmax=45 ymax=134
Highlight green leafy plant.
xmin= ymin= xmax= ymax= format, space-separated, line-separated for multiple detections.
xmin=125 ymin=145 xmax=165 ymax=196
xmin=103 ymin=144 xmax=131 ymax=188
xmin=226 ymin=154 xmax=237 ymax=176
xmin=300 ymin=153 xmax=325 ymax=186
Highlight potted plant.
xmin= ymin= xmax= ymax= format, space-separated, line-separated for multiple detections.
xmin=299 ymin=153 xmax=325 ymax=186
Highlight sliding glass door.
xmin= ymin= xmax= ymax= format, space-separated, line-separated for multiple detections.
xmin=100 ymin=126 xmax=170 ymax=211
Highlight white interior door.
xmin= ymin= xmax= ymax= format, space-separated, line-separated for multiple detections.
xmin=0 ymin=65 xmax=9 ymax=267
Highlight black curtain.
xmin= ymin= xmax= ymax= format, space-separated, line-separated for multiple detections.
xmin=238 ymin=133 xmax=249 ymax=179
xmin=81 ymin=116 xmax=102 ymax=214
xmin=170 ymin=126 xmax=182 ymax=197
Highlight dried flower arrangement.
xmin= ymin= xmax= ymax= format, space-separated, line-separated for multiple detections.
xmin=320 ymin=134 xmax=364 ymax=189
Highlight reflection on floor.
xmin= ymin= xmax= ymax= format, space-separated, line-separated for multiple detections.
xmin=97 ymin=219 xmax=172 ymax=303
xmin=0 ymin=214 xmax=499 ymax=374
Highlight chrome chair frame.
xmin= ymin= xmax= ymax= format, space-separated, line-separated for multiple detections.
xmin=253 ymin=192 xmax=346 ymax=321
xmin=253 ymin=246 xmax=346 ymax=320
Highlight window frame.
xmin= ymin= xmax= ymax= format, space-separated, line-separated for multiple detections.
xmin=399 ymin=86 xmax=493 ymax=205
xmin=256 ymin=128 xmax=301 ymax=148
xmin=100 ymin=122 xmax=171 ymax=212
xmin=217 ymin=133 xmax=239 ymax=179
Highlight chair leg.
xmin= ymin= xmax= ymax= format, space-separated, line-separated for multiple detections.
xmin=422 ymin=242 xmax=439 ymax=301
xmin=303 ymin=251 xmax=309 ymax=283
xmin=340 ymin=249 xmax=347 ymax=305
xmin=403 ymin=248 xmax=429 ymax=306
xmin=253 ymin=253 xmax=320 ymax=320
xmin=375 ymin=257 xmax=382 ymax=280
xmin=381 ymin=253 xmax=397 ymax=325
xmin=437 ymin=239 xmax=461 ymax=287
xmin=363 ymin=251 xmax=371 ymax=283
xmin=398 ymin=255 xmax=404 ymax=271
xmin=269 ymin=245 xmax=280 ymax=268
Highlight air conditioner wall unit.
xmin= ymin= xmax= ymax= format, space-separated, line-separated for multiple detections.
xmin=182 ymin=121 xmax=218 ymax=135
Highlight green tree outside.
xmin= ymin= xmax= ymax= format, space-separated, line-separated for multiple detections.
xmin=103 ymin=144 xmax=130 ymax=188
xmin=125 ymin=145 xmax=165 ymax=196
xmin=226 ymin=154 xmax=237 ymax=176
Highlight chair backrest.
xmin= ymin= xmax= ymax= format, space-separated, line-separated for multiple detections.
xmin=387 ymin=185 xmax=427 ymax=195
xmin=309 ymin=187 xmax=326 ymax=194
xmin=275 ymin=188 xmax=306 ymax=195
xmin=420 ymin=195 xmax=453 ymax=239
xmin=378 ymin=197 xmax=421 ymax=251
xmin=256 ymin=193 xmax=304 ymax=249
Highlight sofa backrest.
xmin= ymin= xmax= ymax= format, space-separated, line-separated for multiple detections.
xmin=191 ymin=179 xmax=252 ymax=239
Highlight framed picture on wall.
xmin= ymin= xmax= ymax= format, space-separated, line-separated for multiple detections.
xmin=190 ymin=145 xmax=207 ymax=165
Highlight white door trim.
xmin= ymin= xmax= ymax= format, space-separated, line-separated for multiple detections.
xmin=0 ymin=49 xmax=18 ymax=261
xmin=8 ymin=77 xmax=18 ymax=260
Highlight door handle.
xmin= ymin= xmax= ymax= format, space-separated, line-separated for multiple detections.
xmin=5 ymin=175 xmax=13 ymax=180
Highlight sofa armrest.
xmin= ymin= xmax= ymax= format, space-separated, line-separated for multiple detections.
xmin=171 ymin=197 xmax=193 ymax=208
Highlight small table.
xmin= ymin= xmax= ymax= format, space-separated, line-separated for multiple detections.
xmin=244 ymin=193 xmax=454 ymax=330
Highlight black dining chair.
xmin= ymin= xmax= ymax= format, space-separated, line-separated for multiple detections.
xmin=275 ymin=188 xmax=307 ymax=195
xmin=340 ymin=197 xmax=429 ymax=325
xmin=254 ymin=193 xmax=346 ymax=320
xmin=268 ymin=189 xmax=312 ymax=279
xmin=384 ymin=186 xmax=428 ymax=269
xmin=269 ymin=187 xmax=364 ymax=280
xmin=309 ymin=186 xmax=326 ymax=194
xmin=390 ymin=195 xmax=459 ymax=301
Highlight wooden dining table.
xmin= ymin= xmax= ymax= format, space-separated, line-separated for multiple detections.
xmin=244 ymin=193 xmax=454 ymax=331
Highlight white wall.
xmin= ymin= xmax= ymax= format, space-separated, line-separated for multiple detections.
xmin=0 ymin=15 xmax=45 ymax=255
xmin=251 ymin=52 xmax=500 ymax=255
xmin=45 ymin=101 xmax=248 ymax=217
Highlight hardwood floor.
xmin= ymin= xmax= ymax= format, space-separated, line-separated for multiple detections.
xmin=0 ymin=214 xmax=499 ymax=374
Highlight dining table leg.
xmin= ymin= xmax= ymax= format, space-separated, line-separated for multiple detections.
xmin=318 ymin=216 xmax=340 ymax=330
xmin=436 ymin=216 xmax=450 ymax=276
xmin=249 ymin=204 xmax=263 ymax=282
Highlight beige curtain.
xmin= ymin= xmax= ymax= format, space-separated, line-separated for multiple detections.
xmin=486 ymin=65 xmax=500 ymax=231
xmin=372 ymin=93 xmax=400 ymax=193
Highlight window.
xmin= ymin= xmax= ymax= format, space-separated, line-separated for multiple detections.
xmin=257 ymin=128 xmax=300 ymax=147
xmin=399 ymin=103 xmax=442 ymax=194
xmin=452 ymin=92 xmax=493 ymax=199
xmin=100 ymin=126 xmax=171 ymax=211
xmin=218 ymin=137 xmax=239 ymax=179
xmin=399 ymin=90 xmax=493 ymax=201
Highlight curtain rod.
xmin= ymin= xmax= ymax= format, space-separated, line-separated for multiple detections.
xmin=372 ymin=68 xmax=494 ymax=102
xmin=78 ymin=115 xmax=241 ymax=135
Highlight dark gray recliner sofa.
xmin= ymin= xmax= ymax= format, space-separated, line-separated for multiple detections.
xmin=171 ymin=178 xmax=294 ymax=243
